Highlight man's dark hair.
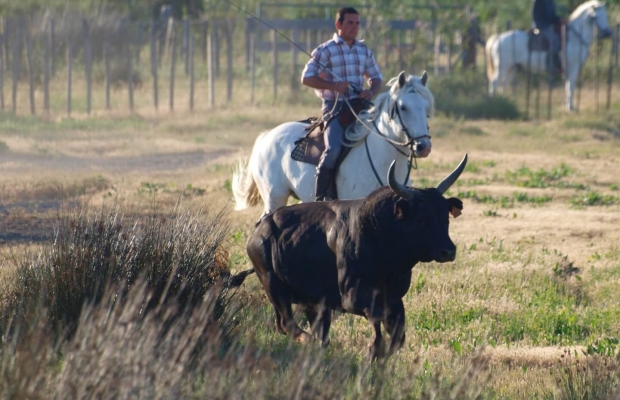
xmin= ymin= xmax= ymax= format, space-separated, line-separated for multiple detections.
xmin=336 ymin=7 xmax=359 ymax=24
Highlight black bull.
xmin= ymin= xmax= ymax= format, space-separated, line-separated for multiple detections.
xmin=232 ymin=155 xmax=468 ymax=359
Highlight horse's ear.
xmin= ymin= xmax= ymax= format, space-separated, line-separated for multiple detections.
xmin=398 ymin=71 xmax=406 ymax=89
xmin=421 ymin=71 xmax=428 ymax=86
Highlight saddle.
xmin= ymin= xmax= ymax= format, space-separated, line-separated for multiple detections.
xmin=291 ymin=99 xmax=372 ymax=167
xmin=527 ymin=22 xmax=565 ymax=52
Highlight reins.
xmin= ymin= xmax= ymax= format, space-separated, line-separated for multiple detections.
xmin=341 ymin=95 xmax=427 ymax=187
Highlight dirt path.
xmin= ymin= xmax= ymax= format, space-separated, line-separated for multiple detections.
xmin=0 ymin=149 xmax=234 ymax=244
xmin=0 ymin=149 xmax=232 ymax=173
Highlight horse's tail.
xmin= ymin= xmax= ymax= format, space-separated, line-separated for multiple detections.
xmin=485 ymin=34 xmax=498 ymax=83
xmin=232 ymin=132 xmax=266 ymax=211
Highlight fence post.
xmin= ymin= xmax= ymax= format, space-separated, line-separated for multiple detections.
xmin=203 ymin=20 xmax=208 ymax=65
xmin=44 ymin=24 xmax=49 ymax=114
xmin=24 ymin=19 xmax=34 ymax=115
xmin=271 ymin=29 xmax=278 ymax=100
xmin=83 ymin=20 xmax=92 ymax=115
xmin=291 ymin=27 xmax=299 ymax=91
xmin=576 ymin=22 xmax=586 ymax=113
xmin=11 ymin=19 xmax=21 ymax=115
xmin=214 ymin=20 xmax=220 ymax=78
xmin=607 ymin=25 xmax=620 ymax=110
xmin=0 ymin=29 xmax=4 ymax=110
xmin=169 ymin=19 xmax=177 ymax=111
xmin=525 ymin=44 xmax=532 ymax=119
xmin=50 ymin=18 xmax=55 ymax=76
xmin=183 ymin=17 xmax=189 ymax=75
xmin=67 ymin=42 xmax=72 ymax=116
xmin=189 ymin=34 xmax=194 ymax=111
xmin=594 ymin=25 xmax=599 ymax=111
xmin=535 ymin=27 xmax=542 ymax=120
xmin=104 ymin=33 xmax=111 ymax=110
xmin=150 ymin=19 xmax=159 ymax=110
xmin=208 ymin=22 xmax=215 ymax=108
xmin=433 ymin=32 xmax=440 ymax=75
xmin=509 ymin=21 xmax=517 ymax=97
xmin=249 ymin=30 xmax=255 ymax=103
xmin=226 ymin=18 xmax=233 ymax=103
xmin=605 ymin=25 xmax=616 ymax=110
xmin=398 ymin=30 xmax=404 ymax=73
xmin=127 ymin=26 xmax=134 ymax=113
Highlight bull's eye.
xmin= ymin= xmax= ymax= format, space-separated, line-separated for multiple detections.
xmin=401 ymin=105 xmax=407 ymax=112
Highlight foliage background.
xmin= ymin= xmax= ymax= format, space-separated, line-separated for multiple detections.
xmin=1 ymin=0 xmax=618 ymax=25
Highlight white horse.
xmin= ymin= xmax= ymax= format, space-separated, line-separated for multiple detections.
xmin=233 ymin=71 xmax=434 ymax=217
xmin=485 ymin=1 xmax=612 ymax=111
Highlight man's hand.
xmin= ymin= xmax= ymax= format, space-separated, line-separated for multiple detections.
xmin=358 ymin=89 xmax=374 ymax=100
xmin=332 ymin=81 xmax=349 ymax=94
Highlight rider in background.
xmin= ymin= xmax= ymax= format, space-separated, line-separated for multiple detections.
xmin=532 ymin=0 xmax=567 ymax=75
xmin=301 ymin=7 xmax=383 ymax=202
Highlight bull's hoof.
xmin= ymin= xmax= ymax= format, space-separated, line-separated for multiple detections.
xmin=295 ymin=332 xmax=312 ymax=344
xmin=368 ymin=342 xmax=386 ymax=361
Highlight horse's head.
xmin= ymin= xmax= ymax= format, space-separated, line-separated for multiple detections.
xmin=590 ymin=2 xmax=613 ymax=38
xmin=573 ymin=1 xmax=613 ymax=38
xmin=387 ymin=71 xmax=434 ymax=159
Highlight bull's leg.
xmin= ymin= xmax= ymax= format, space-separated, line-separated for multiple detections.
xmin=384 ymin=300 xmax=406 ymax=357
xmin=367 ymin=320 xmax=385 ymax=361
xmin=274 ymin=309 xmax=286 ymax=335
xmin=303 ymin=304 xmax=332 ymax=346
xmin=263 ymin=272 xmax=311 ymax=343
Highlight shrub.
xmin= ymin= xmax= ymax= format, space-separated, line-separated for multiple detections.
xmin=0 ymin=200 xmax=237 ymax=344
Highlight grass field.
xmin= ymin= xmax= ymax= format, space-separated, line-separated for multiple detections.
xmin=1 ymin=74 xmax=620 ymax=398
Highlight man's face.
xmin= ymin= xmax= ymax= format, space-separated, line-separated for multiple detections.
xmin=336 ymin=13 xmax=360 ymax=43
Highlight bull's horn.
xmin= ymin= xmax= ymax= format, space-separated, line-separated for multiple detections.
xmin=436 ymin=153 xmax=468 ymax=195
xmin=388 ymin=160 xmax=414 ymax=200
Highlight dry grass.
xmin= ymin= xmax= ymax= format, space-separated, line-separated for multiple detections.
xmin=1 ymin=71 xmax=620 ymax=398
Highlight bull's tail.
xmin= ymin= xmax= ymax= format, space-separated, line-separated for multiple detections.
xmin=485 ymin=34 xmax=498 ymax=84
xmin=233 ymin=131 xmax=269 ymax=211
xmin=228 ymin=268 xmax=255 ymax=288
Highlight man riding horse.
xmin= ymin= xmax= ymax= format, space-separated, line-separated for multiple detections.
xmin=532 ymin=0 xmax=567 ymax=75
xmin=301 ymin=7 xmax=383 ymax=201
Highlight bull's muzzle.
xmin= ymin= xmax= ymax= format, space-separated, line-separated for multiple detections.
xmin=437 ymin=248 xmax=456 ymax=263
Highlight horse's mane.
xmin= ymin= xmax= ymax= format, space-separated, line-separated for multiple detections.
xmin=344 ymin=74 xmax=435 ymax=145
xmin=569 ymin=1 xmax=604 ymax=22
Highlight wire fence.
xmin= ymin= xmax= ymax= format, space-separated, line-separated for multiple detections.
xmin=0 ymin=12 xmax=618 ymax=119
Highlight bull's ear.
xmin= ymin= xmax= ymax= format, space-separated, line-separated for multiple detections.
xmin=447 ymin=197 xmax=463 ymax=218
xmin=420 ymin=71 xmax=428 ymax=86
xmin=393 ymin=199 xmax=407 ymax=220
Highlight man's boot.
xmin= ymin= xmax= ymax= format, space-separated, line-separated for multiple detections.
xmin=547 ymin=51 xmax=562 ymax=77
xmin=315 ymin=167 xmax=336 ymax=202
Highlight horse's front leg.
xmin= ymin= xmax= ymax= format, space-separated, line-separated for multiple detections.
xmin=564 ymin=75 xmax=578 ymax=112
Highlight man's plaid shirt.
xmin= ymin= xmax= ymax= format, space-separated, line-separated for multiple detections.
xmin=301 ymin=33 xmax=383 ymax=101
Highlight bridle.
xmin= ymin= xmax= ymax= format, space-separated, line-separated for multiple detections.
xmin=567 ymin=6 xmax=608 ymax=48
xmin=342 ymin=94 xmax=431 ymax=186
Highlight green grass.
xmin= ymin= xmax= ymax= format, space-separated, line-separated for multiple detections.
xmin=505 ymin=164 xmax=586 ymax=189
xmin=570 ymin=191 xmax=620 ymax=207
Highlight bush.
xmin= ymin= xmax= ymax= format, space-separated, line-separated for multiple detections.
xmin=432 ymin=73 xmax=521 ymax=120
xmin=0 ymin=200 xmax=238 ymax=344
